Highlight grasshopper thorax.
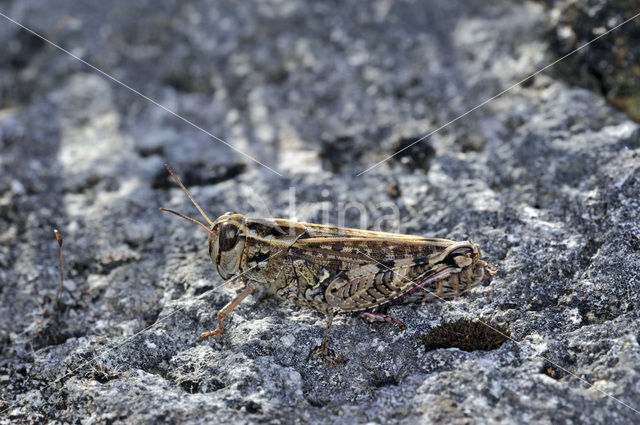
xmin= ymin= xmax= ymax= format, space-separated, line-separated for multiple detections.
xmin=208 ymin=212 xmax=247 ymax=280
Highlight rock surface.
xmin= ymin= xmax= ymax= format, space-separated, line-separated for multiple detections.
xmin=544 ymin=0 xmax=640 ymax=122
xmin=1 ymin=1 xmax=640 ymax=424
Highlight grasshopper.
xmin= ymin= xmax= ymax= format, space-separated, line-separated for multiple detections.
xmin=160 ymin=164 xmax=497 ymax=360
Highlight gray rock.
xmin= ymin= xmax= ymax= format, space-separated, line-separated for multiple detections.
xmin=543 ymin=0 xmax=640 ymax=122
xmin=1 ymin=0 xmax=639 ymax=424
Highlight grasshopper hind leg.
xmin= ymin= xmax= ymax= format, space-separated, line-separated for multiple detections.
xmin=359 ymin=311 xmax=406 ymax=329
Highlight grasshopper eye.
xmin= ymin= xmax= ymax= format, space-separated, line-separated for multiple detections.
xmin=218 ymin=222 xmax=239 ymax=251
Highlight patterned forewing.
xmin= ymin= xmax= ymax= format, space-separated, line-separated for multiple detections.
xmin=289 ymin=236 xmax=452 ymax=270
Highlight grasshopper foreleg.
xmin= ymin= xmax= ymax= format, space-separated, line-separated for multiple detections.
xmin=200 ymin=281 xmax=255 ymax=338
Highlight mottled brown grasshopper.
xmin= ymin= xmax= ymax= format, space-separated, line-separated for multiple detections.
xmin=160 ymin=164 xmax=497 ymax=359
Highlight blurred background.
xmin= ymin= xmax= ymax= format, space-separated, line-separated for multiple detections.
xmin=1 ymin=0 xmax=640 ymax=423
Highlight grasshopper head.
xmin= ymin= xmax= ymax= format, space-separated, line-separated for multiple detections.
xmin=209 ymin=212 xmax=247 ymax=279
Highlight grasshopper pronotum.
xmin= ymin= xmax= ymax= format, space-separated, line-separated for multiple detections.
xmin=160 ymin=164 xmax=497 ymax=360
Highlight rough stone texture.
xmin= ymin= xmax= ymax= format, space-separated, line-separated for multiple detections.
xmin=543 ymin=0 xmax=640 ymax=122
xmin=1 ymin=1 xmax=640 ymax=424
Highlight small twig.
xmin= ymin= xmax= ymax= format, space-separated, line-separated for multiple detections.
xmin=54 ymin=229 xmax=64 ymax=309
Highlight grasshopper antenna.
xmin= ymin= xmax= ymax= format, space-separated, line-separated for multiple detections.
xmin=159 ymin=208 xmax=212 ymax=234
xmin=161 ymin=164 xmax=214 ymax=233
